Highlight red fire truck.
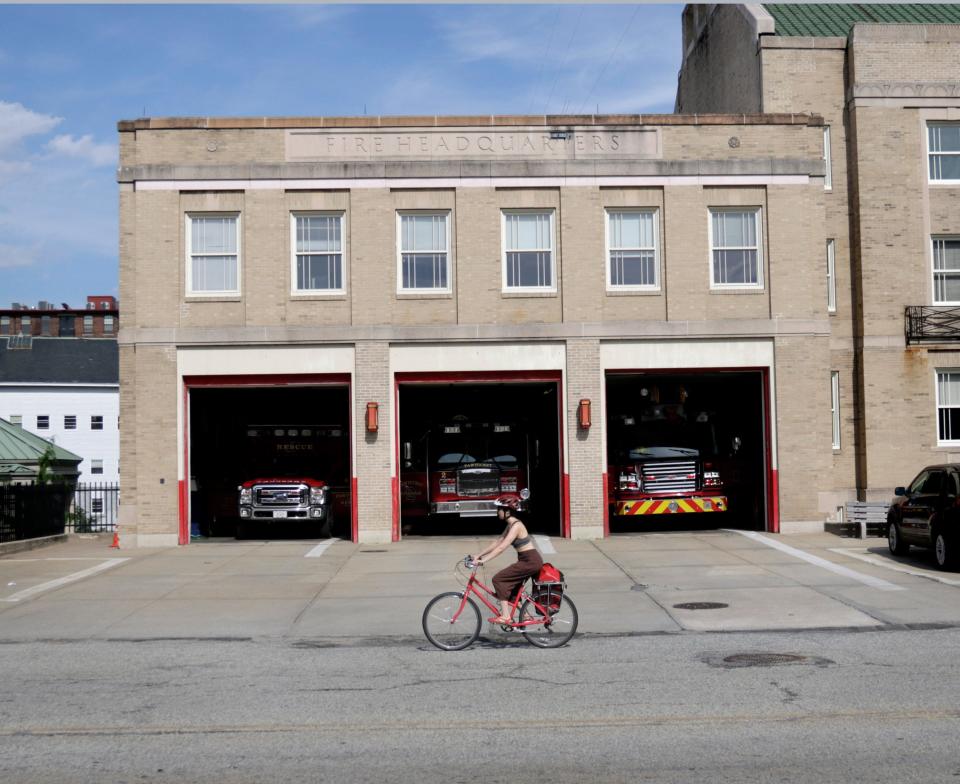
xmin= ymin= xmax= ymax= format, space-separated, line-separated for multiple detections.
xmin=401 ymin=417 xmax=530 ymax=519
xmin=236 ymin=424 xmax=348 ymax=538
xmin=608 ymin=386 xmax=734 ymax=521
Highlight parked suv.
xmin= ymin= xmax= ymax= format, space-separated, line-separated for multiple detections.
xmin=886 ymin=464 xmax=959 ymax=570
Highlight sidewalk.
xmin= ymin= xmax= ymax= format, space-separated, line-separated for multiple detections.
xmin=0 ymin=530 xmax=958 ymax=641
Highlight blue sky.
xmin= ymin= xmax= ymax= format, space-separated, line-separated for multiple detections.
xmin=0 ymin=4 xmax=683 ymax=308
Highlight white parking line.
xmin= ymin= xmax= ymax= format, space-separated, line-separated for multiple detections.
xmin=533 ymin=535 xmax=555 ymax=554
xmin=725 ymin=530 xmax=904 ymax=591
xmin=304 ymin=541 xmax=336 ymax=558
xmin=3 ymin=558 xmax=129 ymax=602
xmin=829 ymin=548 xmax=960 ymax=587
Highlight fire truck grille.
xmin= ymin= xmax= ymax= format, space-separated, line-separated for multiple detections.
xmin=255 ymin=485 xmax=306 ymax=506
xmin=640 ymin=461 xmax=697 ymax=494
xmin=457 ymin=469 xmax=499 ymax=497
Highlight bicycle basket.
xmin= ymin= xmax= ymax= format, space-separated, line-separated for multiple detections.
xmin=531 ymin=578 xmax=564 ymax=616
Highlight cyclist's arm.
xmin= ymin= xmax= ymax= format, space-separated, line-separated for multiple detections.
xmin=477 ymin=524 xmax=519 ymax=564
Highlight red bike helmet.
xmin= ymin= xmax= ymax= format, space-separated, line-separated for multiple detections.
xmin=495 ymin=495 xmax=520 ymax=510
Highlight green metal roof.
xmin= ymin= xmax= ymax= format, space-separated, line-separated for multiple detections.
xmin=764 ymin=4 xmax=960 ymax=36
xmin=0 ymin=418 xmax=82 ymax=464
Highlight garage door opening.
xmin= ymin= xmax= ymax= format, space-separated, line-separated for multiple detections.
xmin=397 ymin=378 xmax=563 ymax=537
xmin=606 ymin=371 xmax=768 ymax=533
xmin=188 ymin=383 xmax=351 ymax=541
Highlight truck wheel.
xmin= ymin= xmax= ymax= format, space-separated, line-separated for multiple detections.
xmin=934 ymin=530 xmax=957 ymax=570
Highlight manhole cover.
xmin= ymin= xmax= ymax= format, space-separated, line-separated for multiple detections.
xmin=724 ymin=653 xmax=807 ymax=666
xmin=673 ymin=602 xmax=729 ymax=610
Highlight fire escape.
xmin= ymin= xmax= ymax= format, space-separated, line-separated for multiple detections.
xmin=904 ymin=306 xmax=960 ymax=345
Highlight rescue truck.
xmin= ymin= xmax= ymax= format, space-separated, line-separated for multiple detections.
xmin=236 ymin=424 xmax=348 ymax=538
xmin=608 ymin=386 xmax=733 ymax=520
xmin=401 ymin=416 xmax=530 ymax=520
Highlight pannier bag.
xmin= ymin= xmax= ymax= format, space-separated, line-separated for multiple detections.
xmin=531 ymin=562 xmax=565 ymax=615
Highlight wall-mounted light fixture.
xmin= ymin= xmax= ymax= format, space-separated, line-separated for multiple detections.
xmin=366 ymin=402 xmax=379 ymax=433
xmin=578 ymin=399 xmax=591 ymax=429
xmin=549 ymin=130 xmax=570 ymax=140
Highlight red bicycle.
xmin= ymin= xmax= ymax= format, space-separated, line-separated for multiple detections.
xmin=422 ymin=557 xmax=578 ymax=650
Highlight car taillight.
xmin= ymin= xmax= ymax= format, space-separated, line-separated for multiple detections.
xmin=703 ymin=471 xmax=721 ymax=487
xmin=619 ymin=472 xmax=640 ymax=491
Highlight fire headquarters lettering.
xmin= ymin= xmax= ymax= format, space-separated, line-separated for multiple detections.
xmin=286 ymin=129 xmax=660 ymax=161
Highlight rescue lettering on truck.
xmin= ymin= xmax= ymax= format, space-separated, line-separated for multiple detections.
xmin=237 ymin=425 xmax=347 ymax=537
xmin=609 ymin=387 xmax=734 ymax=518
xmin=403 ymin=418 xmax=530 ymax=518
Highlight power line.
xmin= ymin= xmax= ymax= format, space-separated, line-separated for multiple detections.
xmin=543 ymin=6 xmax=584 ymax=115
xmin=578 ymin=5 xmax=641 ymax=116
xmin=527 ymin=10 xmax=562 ymax=115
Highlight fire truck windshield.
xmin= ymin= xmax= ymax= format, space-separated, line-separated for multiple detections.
xmin=615 ymin=420 xmax=719 ymax=461
xmin=433 ymin=429 xmax=520 ymax=468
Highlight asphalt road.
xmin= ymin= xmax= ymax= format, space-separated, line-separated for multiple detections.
xmin=1 ymin=626 xmax=958 ymax=783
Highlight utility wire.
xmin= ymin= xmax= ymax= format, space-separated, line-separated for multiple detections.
xmin=543 ymin=6 xmax=585 ymax=115
xmin=577 ymin=5 xmax=641 ymax=115
xmin=527 ymin=10 xmax=562 ymax=115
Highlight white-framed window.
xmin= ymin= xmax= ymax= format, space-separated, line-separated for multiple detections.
xmin=65 ymin=415 xmax=77 ymax=430
xmin=186 ymin=213 xmax=240 ymax=295
xmin=37 ymin=415 xmax=49 ymax=429
xmin=933 ymin=237 xmax=960 ymax=304
xmin=0 ymin=316 xmax=8 ymax=335
xmin=502 ymin=210 xmax=555 ymax=292
xmin=91 ymin=459 xmax=104 ymax=475
xmin=928 ymin=123 xmax=960 ymax=182
xmin=291 ymin=213 xmax=344 ymax=294
xmin=104 ymin=315 xmax=115 ymax=333
xmin=9 ymin=415 xmax=21 ymax=426
xmin=826 ymin=239 xmax=837 ymax=313
xmin=83 ymin=314 xmax=93 ymax=334
xmin=606 ymin=209 xmax=659 ymax=290
xmin=823 ymin=125 xmax=833 ymax=191
xmin=397 ymin=212 xmax=450 ymax=293
xmin=936 ymin=369 xmax=960 ymax=444
xmin=20 ymin=316 xmax=31 ymax=335
xmin=709 ymin=208 xmax=763 ymax=289
xmin=91 ymin=415 xmax=103 ymax=430
xmin=830 ymin=371 xmax=841 ymax=449
xmin=91 ymin=498 xmax=104 ymax=514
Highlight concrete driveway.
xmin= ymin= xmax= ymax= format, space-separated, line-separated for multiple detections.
xmin=1 ymin=529 xmax=958 ymax=641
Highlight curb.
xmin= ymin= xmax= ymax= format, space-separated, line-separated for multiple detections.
xmin=0 ymin=534 xmax=69 ymax=557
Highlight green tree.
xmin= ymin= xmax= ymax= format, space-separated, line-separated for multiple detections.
xmin=36 ymin=444 xmax=57 ymax=485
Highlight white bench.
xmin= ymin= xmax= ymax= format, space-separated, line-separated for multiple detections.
xmin=844 ymin=501 xmax=889 ymax=539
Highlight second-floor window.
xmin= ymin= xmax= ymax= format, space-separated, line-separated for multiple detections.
xmin=104 ymin=315 xmax=115 ymax=333
xmin=933 ymin=237 xmax=960 ymax=304
xmin=826 ymin=239 xmax=837 ymax=313
xmin=502 ymin=210 xmax=555 ymax=292
xmin=937 ymin=369 xmax=960 ymax=444
xmin=709 ymin=208 xmax=763 ymax=289
xmin=37 ymin=415 xmax=49 ymax=429
xmin=606 ymin=209 xmax=659 ymax=290
xmin=65 ymin=415 xmax=77 ymax=430
xmin=91 ymin=459 xmax=104 ymax=475
xmin=928 ymin=123 xmax=960 ymax=182
xmin=187 ymin=214 xmax=240 ymax=295
xmin=0 ymin=316 xmax=8 ymax=335
xmin=823 ymin=126 xmax=833 ymax=191
xmin=831 ymin=371 xmax=841 ymax=449
xmin=91 ymin=415 xmax=103 ymax=430
xmin=83 ymin=315 xmax=93 ymax=335
xmin=292 ymin=213 xmax=343 ymax=293
xmin=20 ymin=316 xmax=31 ymax=335
xmin=398 ymin=212 xmax=450 ymax=292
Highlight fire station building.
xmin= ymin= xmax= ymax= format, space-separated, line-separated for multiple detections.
xmin=118 ymin=111 xmax=831 ymax=546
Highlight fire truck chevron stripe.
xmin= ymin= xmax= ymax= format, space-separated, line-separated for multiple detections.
xmin=615 ymin=497 xmax=727 ymax=515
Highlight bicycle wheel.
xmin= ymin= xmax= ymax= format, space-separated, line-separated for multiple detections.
xmin=422 ymin=592 xmax=481 ymax=651
xmin=520 ymin=594 xmax=578 ymax=648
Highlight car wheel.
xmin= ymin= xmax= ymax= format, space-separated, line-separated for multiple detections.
xmin=888 ymin=520 xmax=910 ymax=556
xmin=934 ymin=531 xmax=957 ymax=570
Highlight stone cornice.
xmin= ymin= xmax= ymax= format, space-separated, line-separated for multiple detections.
xmin=119 ymin=319 xmax=831 ymax=348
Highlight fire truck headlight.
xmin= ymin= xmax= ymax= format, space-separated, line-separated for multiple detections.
xmin=239 ymin=488 xmax=252 ymax=505
xmin=618 ymin=473 xmax=640 ymax=491
xmin=703 ymin=471 xmax=721 ymax=487
xmin=439 ymin=481 xmax=457 ymax=494
xmin=309 ymin=487 xmax=327 ymax=505
xmin=500 ymin=478 xmax=518 ymax=492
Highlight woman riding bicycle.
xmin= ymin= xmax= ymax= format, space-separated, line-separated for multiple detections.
xmin=474 ymin=495 xmax=542 ymax=624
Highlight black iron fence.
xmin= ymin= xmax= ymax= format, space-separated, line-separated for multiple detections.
xmin=68 ymin=483 xmax=120 ymax=533
xmin=0 ymin=482 xmax=119 ymax=543
xmin=905 ymin=305 xmax=960 ymax=344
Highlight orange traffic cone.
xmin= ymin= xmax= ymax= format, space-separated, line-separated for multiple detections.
xmin=110 ymin=531 xmax=120 ymax=549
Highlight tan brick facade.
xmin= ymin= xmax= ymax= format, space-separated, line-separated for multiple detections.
xmin=676 ymin=7 xmax=960 ymax=517
xmin=119 ymin=113 xmax=829 ymax=545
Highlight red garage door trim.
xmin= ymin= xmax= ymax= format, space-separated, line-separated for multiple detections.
xmin=181 ymin=373 xmax=354 ymax=545
xmin=393 ymin=370 xmax=568 ymax=541
xmin=604 ymin=367 xmax=775 ymax=534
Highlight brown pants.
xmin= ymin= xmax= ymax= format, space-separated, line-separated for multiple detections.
xmin=492 ymin=549 xmax=544 ymax=601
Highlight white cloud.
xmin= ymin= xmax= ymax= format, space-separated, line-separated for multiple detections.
xmin=0 ymin=243 xmax=40 ymax=269
xmin=46 ymin=134 xmax=117 ymax=167
xmin=0 ymin=101 xmax=62 ymax=152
